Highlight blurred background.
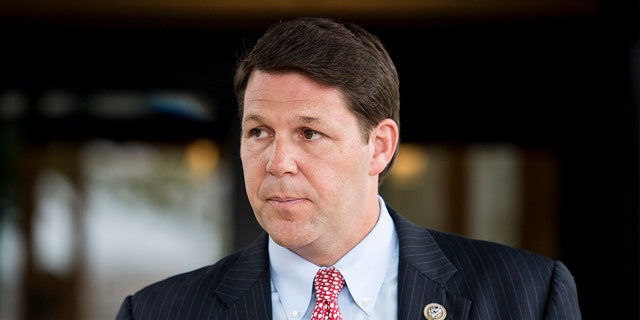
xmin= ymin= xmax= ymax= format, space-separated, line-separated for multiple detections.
xmin=0 ymin=0 xmax=637 ymax=319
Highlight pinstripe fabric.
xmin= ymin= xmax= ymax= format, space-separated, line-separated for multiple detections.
xmin=393 ymin=207 xmax=582 ymax=319
xmin=116 ymin=235 xmax=273 ymax=320
xmin=116 ymin=206 xmax=581 ymax=319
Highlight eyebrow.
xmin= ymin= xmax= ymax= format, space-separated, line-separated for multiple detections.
xmin=297 ymin=115 xmax=320 ymax=124
xmin=242 ymin=113 xmax=263 ymax=124
xmin=242 ymin=113 xmax=322 ymax=125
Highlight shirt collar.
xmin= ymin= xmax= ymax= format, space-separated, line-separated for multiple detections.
xmin=269 ymin=196 xmax=397 ymax=316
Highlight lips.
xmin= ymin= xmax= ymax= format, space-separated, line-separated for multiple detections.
xmin=260 ymin=183 xmax=309 ymax=204
xmin=268 ymin=193 xmax=297 ymax=199
xmin=267 ymin=196 xmax=304 ymax=203
xmin=265 ymin=194 xmax=309 ymax=209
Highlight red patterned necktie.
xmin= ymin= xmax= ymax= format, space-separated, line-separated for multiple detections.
xmin=311 ymin=267 xmax=345 ymax=320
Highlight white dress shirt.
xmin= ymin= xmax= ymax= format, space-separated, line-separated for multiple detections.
xmin=270 ymin=196 xmax=399 ymax=320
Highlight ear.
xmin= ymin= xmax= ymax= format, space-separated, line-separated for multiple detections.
xmin=369 ymin=118 xmax=399 ymax=176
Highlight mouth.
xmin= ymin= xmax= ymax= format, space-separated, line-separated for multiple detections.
xmin=268 ymin=196 xmax=303 ymax=203
xmin=266 ymin=195 xmax=307 ymax=207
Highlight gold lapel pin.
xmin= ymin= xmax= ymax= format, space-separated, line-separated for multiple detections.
xmin=423 ymin=302 xmax=446 ymax=320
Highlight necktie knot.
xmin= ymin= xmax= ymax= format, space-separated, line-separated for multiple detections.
xmin=312 ymin=267 xmax=344 ymax=320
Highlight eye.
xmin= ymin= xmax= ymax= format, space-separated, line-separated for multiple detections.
xmin=302 ymin=129 xmax=322 ymax=140
xmin=248 ymin=128 xmax=268 ymax=139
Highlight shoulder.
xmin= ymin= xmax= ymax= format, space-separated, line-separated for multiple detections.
xmin=126 ymin=233 xmax=270 ymax=310
xmin=387 ymin=207 xmax=581 ymax=318
xmin=131 ymin=248 xmax=244 ymax=301
xmin=429 ymin=227 xmax=556 ymax=269
xmin=388 ymin=205 xmax=560 ymax=276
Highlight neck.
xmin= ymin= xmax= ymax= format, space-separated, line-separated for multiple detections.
xmin=295 ymin=196 xmax=381 ymax=266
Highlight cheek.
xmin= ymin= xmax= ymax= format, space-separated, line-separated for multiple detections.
xmin=307 ymin=154 xmax=359 ymax=189
xmin=336 ymin=144 xmax=372 ymax=175
xmin=241 ymin=151 xmax=265 ymax=188
xmin=241 ymin=143 xmax=264 ymax=167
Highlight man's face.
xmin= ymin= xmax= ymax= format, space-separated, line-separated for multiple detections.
xmin=240 ymin=71 xmax=381 ymax=263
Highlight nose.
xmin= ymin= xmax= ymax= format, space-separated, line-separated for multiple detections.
xmin=265 ymin=137 xmax=297 ymax=176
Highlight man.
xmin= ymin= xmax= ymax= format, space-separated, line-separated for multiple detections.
xmin=116 ymin=17 xmax=581 ymax=319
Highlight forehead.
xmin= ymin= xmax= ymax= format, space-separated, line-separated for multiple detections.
xmin=246 ymin=71 xmax=343 ymax=99
xmin=243 ymin=71 xmax=351 ymax=118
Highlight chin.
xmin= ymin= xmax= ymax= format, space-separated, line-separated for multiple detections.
xmin=269 ymin=231 xmax=312 ymax=250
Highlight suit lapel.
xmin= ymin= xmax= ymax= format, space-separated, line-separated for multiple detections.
xmin=389 ymin=207 xmax=472 ymax=320
xmin=215 ymin=233 xmax=273 ymax=319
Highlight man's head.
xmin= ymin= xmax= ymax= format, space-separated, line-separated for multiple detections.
xmin=234 ymin=17 xmax=400 ymax=265
xmin=234 ymin=17 xmax=400 ymax=183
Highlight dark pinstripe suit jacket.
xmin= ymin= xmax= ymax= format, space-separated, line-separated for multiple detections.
xmin=116 ymin=206 xmax=582 ymax=319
